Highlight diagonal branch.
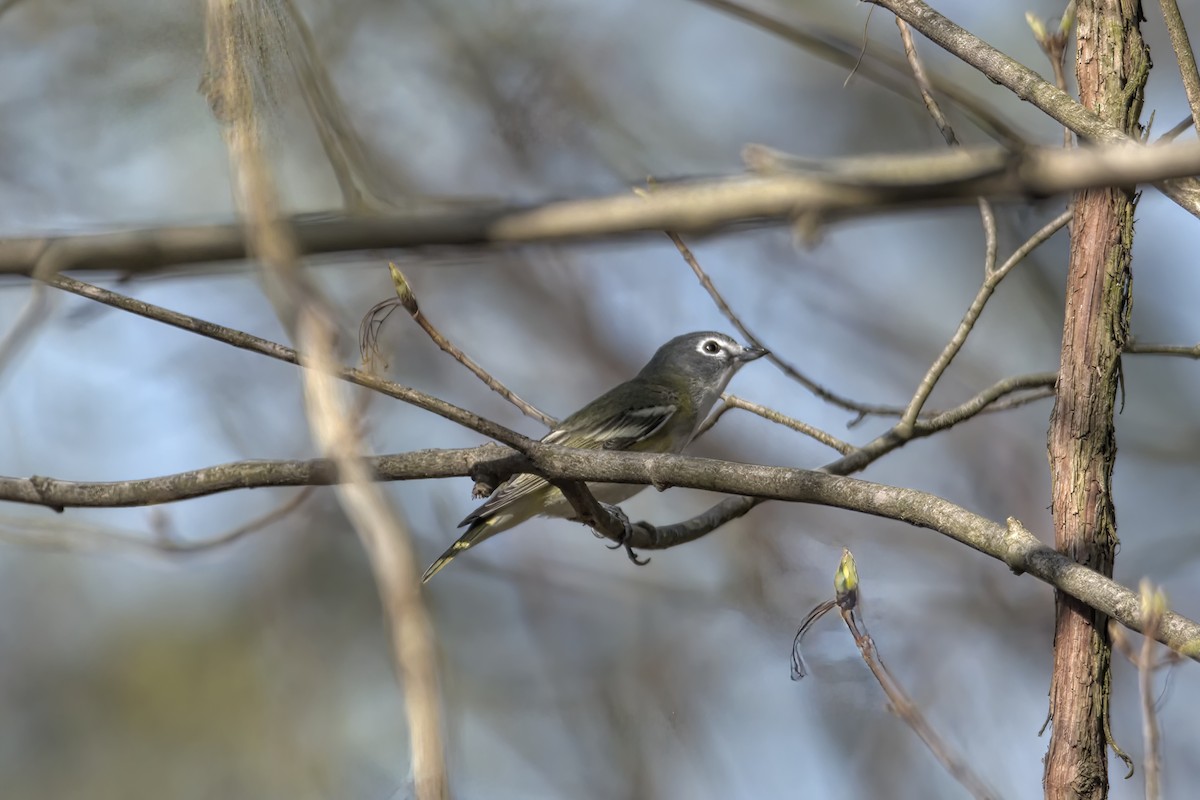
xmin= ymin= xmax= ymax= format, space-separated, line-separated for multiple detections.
xmin=1159 ymin=0 xmax=1200 ymax=139
xmin=864 ymin=0 xmax=1200 ymax=219
xmin=47 ymin=275 xmax=535 ymax=450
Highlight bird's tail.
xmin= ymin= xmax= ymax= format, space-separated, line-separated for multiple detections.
xmin=421 ymin=518 xmax=496 ymax=583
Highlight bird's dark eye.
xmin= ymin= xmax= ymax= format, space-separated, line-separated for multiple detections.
xmin=703 ymin=340 xmax=721 ymax=355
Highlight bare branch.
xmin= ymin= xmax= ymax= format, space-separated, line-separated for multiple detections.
xmin=5 ymin=141 xmax=1200 ymax=279
xmin=720 ymin=395 xmax=854 ymax=454
xmin=826 ymin=550 xmax=999 ymax=800
xmin=203 ymin=3 xmax=446 ymax=796
xmin=863 ymin=0 xmax=1200 ymax=218
xmin=898 ymin=210 xmax=1071 ymax=435
xmin=663 ymin=229 xmax=892 ymax=418
xmin=689 ymin=0 xmax=1031 ymax=147
xmin=1159 ymin=0 xmax=1200 ymax=140
xmin=913 ymin=373 xmax=1057 ymax=434
xmin=1126 ymin=340 xmax=1200 ymax=357
xmin=7 ymin=447 xmax=1198 ymax=659
xmin=47 ymin=275 xmax=534 ymax=449
xmin=360 ymin=263 xmax=557 ymax=427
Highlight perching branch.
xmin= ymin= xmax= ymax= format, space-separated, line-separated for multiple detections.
xmin=3 ymin=445 xmax=1199 ymax=660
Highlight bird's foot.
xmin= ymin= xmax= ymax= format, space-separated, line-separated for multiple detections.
xmin=598 ymin=503 xmax=650 ymax=566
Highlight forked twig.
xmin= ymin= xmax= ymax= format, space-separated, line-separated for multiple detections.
xmin=898 ymin=209 xmax=1072 ymax=435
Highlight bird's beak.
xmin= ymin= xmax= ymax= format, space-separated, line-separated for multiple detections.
xmin=738 ymin=345 xmax=769 ymax=362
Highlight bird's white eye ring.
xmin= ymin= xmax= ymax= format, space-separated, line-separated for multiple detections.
xmin=702 ymin=340 xmax=721 ymax=355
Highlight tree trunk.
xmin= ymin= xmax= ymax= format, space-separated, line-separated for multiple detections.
xmin=1044 ymin=2 xmax=1147 ymax=799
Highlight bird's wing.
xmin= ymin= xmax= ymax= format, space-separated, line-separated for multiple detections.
xmin=458 ymin=402 xmax=678 ymax=528
xmin=556 ymin=403 xmax=678 ymax=451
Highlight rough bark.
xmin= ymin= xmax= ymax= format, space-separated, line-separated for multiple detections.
xmin=1044 ymin=2 xmax=1147 ymax=798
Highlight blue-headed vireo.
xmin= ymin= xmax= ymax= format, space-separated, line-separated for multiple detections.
xmin=421 ymin=331 xmax=767 ymax=582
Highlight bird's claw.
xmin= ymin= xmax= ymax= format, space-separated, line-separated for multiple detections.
xmin=599 ymin=503 xmax=650 ymax=567
xmin=624 ymin=546 xmax=650 ymax=566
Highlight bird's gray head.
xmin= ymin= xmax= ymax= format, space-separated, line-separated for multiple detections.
xmin=639 ymin=331 xmax=768 ymax=408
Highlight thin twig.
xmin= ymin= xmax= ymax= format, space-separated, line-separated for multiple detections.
xmin=692 ymin=400 xmax=735 ymax=439
xmin=894 ymin=18 xmax=1000 ymax=275
xmin=47 ymin=274 xmax=534 ymax=450
xmin=794 ymin=549 xmax=998 ymax=799
xmin=1138 ymin=582 xmax=1164 ymax=800
xmin=159 ymin=486 xmax=316 ymax=553
xmin=664 ymin=229 xmax=901 ymax=423
xmin=898 ymin=209 xmax=1072 ymax=435
xmin=912 ymin=373 xmax=1058 ymax=434
xmin=360 ymin=263 xmax=556 ymax=427
xmin=1027 ymin=4 xmax=1076 ymax=149
xmin=895 ymin=19 xmax=958 ymax=146
xmin=720 ymin=395 xmax=853 ymax=454
xmin=947 ymin=386 xmax=1055 ymax=416
xmin=0 ymin=488 xmax=314 ymax=554
xmin=1155 ymin=115 xmax=1195 ymax=144
xmin=688 ymin=0 xmax=1030 ymax=147
xmin=1126 ymin=341 xmax=1200 ymax=357
xmin=1159 ymin=0 xmax=1200 ymax=139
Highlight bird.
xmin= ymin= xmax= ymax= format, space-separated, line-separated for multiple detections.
xmin=421 ymin=331 xmax=768 ymax=582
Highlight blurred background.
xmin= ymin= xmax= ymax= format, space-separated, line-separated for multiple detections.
xmin=2 ymin=0 xmax=1199 ymax=798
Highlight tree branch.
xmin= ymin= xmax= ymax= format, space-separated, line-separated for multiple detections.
xmin=864 ymin=0 xmax=1200 ymax=219
xmin=3 ymin=142 xmax=1200 ymax=279
xmin=690 ymin=0 xmax=1031 ymax=147
xmin=1159 ymin=0 xmax=1200 ymax=139
xmin=46 ymin=275 xmax=536 ymax=450
xmin=3 ymin=446 xmax=1198 ymax=660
